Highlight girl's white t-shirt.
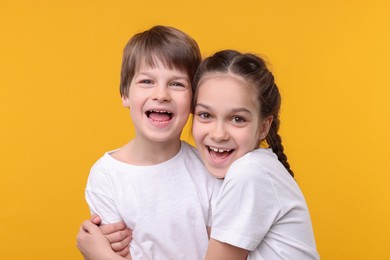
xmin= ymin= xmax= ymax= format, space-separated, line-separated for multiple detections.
xmin=211 ymin=148 xmax=320 ymax=260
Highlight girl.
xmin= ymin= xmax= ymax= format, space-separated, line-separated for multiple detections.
xmin=77 ymin=50 xmax=319 ymax=260
xmin=192 ymin=50 xmax=319 ymax=259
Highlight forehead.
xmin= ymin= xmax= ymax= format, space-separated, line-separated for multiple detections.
xmin=136 ymin=53 xmax=187 ymax=73
xmin=136 ymin=57 xmax=187 ymax=76
xmin=197 ymin=73 xmax=259 ymax=110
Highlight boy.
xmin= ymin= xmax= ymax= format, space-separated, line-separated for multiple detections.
xmin=78 ymin=25 xmax=215 ymax=260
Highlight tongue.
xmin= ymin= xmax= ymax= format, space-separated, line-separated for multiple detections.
xmin=210 ymin=150 xmax=230 ymax=159
xmin=149 ymin=112 xmax=171 ymax=121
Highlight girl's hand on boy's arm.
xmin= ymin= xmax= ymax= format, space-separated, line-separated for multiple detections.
xmin=90 ymin=214 xmax=133 ymax=258
xmin=77 ymin=220 xmax=125 ymax=260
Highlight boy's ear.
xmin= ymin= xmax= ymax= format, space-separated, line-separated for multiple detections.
xmin=259 ymin=116 xmax=273 ymax=140
xmin=122 ymin=96 xmax=130 ymax=108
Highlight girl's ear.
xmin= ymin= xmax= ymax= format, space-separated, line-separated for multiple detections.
xmin=259 ymin=116 xmax=273 ymax=140
xmin=122 ymin=96 xmax=130 ymax=108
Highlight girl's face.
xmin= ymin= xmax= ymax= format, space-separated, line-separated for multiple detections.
xmin=192 ymin=73 xmax=271 ymax=179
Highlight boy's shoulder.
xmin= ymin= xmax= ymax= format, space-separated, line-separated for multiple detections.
xmin=90 ymin=150 xmax=118 ymax=173
xmin=180 ymin=141 xmax=202 ymax=160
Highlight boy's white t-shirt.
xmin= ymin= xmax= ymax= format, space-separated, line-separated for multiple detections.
xmin=211 ymin=148 xmax=320 ymax=260
xmin=86 ymin=141 xmax=216 ymax=260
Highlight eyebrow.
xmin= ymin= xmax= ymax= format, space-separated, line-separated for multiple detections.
xmin=136 ymin=71 xmax=189 ymax=80
xmin=195 ymin=103 xmax=252 ymax=114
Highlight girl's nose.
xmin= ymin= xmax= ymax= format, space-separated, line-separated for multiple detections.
xmin=210 ymin=122 xmax=229 ymax=142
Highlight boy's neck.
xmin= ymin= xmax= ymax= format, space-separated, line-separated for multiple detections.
xmin=112 ymin=138 xmax=182 ymax=166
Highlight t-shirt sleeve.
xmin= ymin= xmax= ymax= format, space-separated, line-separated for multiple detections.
xmin=85 ymin=163 xmax=122 ymax=224
xmin=210 ymin=160 xmax=281 ymax=251
xmin=207 ymin=199 xmax=213 ymax=228
xmin=209 ymin=179 xmax=223 ymax=228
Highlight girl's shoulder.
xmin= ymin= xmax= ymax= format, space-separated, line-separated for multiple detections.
xmin=226 ymin=148 xmax=288 ymax=182
xmin=234 ymin=148 xmax=278 ymax=167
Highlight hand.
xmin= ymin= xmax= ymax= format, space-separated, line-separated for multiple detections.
xmin=91 ymin=214 xmax=133 ymax=258
xmin=77 ymin=220 xmax=121 ymax=260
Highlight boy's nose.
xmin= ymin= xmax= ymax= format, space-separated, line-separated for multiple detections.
xmin=152 ymin=85 xmax=171 ymax=102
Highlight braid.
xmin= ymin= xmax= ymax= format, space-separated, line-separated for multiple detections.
xmin=266 ymin=117 xmax=294 ymax=177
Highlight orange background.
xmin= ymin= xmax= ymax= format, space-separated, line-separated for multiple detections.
xmin=1 ymin=0 xmax=389 ymax=259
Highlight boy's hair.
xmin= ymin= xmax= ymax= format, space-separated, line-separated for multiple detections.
xmin=120 ymin=25 xmax=201 ymax=97
xmin=193 ymin=50 xmax=294 ymax=177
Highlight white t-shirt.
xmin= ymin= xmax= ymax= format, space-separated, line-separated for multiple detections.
xmin=211 ymin=148 xmax=320 ymax=260
xmin=86 ymin=141 xmax=216 ymax=260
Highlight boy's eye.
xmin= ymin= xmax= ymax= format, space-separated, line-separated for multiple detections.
xmin=140 ymin=79 xmax=153 ymax=84
xmin=170 ymin=82 xmax=185 ymax=87
xmin=231 ymin=116 xmax=246 ymax=124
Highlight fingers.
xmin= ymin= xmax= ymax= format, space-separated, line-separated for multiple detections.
xmin=76 ymin=221 xmax=96 ymax=250
xmin=124 ymin=253 xmax=132 ymax=260
xmin=91 ymin=214 xmax=102 ymax=225
xmin=106 ymin=227 xmax=132 ymax=244
xmin=111 ymin=234 xmax=132 ymax=253
xmin=99 ymin=221 xmax=127 ymax=235
xmin=76 ymin=223 xmax=88 ymax=247
xmin=113 ymin=240 xmax=130 ymax=257
xmin=81 ymin=220 xmax=102 ymax=235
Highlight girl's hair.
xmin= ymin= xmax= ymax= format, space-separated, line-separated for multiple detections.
xmin=192 ymin=50 xmax=294 ymax=177
xmin=120 ymin=25 xmax=201 ymax=97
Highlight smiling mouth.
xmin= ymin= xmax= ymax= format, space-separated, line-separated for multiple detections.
xmin=146 ymin=110 xmax=174 ymax=121
xmin=207 ymin=146 xmax=234 ymax=159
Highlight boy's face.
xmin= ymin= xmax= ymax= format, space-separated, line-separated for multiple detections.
xmin=122 ymin=59 xmax=191 ymax=144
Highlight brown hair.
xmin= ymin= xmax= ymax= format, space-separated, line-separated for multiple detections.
xmin=193 ymin=50 xmax=294 ymax=177
xmin=120 ymin=25 xmax=201 ymax=97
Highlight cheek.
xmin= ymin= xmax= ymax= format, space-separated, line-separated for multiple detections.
xmin=191 ymin=120 xmax=204 ymax=145
xmin=128 ymin=91 xmax=145 ymax=106
xmin=177 ymin=94 xmax=192 ymax=112
xmin=240 ymin=130 xmax=260 ymax=151
xmin=191 ymin=120 xmax=200 ymax=138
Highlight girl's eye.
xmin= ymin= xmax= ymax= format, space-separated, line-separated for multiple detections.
xmin=231 ymin=116 xmax=246 ymax=124
xmin=198 ymin=112 xmax=211 ymax=120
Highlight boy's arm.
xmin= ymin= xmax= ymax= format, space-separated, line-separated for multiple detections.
xmin=85 ymin=167 xmax=133 ymax=258
xmin=205 ymin=238 xmax=248 ymax=260
xmin=91 ymin=214 xmax=132 ymax=257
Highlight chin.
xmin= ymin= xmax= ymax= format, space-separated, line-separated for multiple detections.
xmin=207 ymin=168 xmax=227 ymax=179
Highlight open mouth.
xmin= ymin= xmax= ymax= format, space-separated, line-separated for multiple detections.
xmin=207 ymin=145 xmax=234 ymax=159
xmin=146 ymin=110 xmax=174 ymax=121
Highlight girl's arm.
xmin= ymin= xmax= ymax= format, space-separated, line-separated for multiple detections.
xmin=205 ymin=238 xmax=249 ymax=260
xmin=90 ymin=214 xmax=132 ymax=257
xmin=77 ymin=220 xmax=129 ymax=260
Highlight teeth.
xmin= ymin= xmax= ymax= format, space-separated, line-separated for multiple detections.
xmin=209 ymin=146 xmax=231 ymax=153
xmin=150 ymin=110 xmax=171 ymax=114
